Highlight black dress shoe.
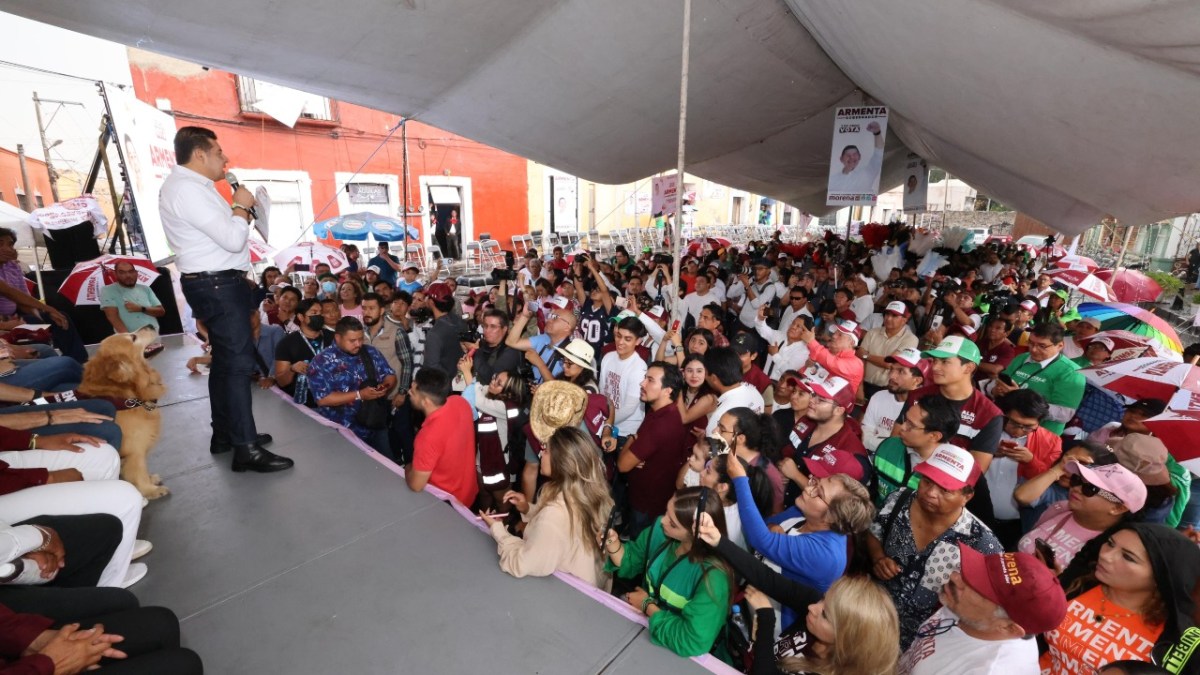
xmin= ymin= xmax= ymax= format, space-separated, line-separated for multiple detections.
xmin=211 ymin=433 xmax=274 ymax=455
xmin=231 ymin=444 xmax=294 ymax=473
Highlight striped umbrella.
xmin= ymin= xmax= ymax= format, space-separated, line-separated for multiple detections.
xmin=1075 ymin=302 xmax=1183 ymax=354
xmin=1044 ymin=267 xmax=1117 ymax=302
xmin=1079 ymin=357 xmax=1200 ymax=402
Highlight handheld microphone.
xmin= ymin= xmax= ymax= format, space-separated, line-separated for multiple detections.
xmin=225 ymin=172 xmax=258 ymax=220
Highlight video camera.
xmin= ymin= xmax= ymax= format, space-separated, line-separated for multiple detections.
xmin=490 ymin=251 xmax=518 ymax=282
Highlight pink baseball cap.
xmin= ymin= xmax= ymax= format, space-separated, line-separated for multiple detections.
xmin=914 ymin=444 xmax=981 ymax=490
xmin=1020 ymin=299 xmax=1038 ymax=312
xmin=1065 ymin=460 xmax=1147 ymax=512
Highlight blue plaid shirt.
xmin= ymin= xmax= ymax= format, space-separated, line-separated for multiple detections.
xmin=307 ymin=344 xmax=395 ymax=438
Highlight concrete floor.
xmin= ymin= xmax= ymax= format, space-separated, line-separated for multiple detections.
xmin=130 ymin=335 xmax=719 ymax=674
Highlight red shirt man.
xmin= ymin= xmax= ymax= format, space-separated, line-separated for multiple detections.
xmin=619 ymin=363 xmax=690 ymax=532
xmin=407 ymin=369 xmax=479 ymax=506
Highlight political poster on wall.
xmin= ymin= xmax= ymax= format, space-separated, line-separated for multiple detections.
xmin=106 ymin=87 xmax=179 ymax=263
xmin=550 ymin=174 xmax=578 ymax=232
xmin=902 ymin=153 xmax=929 ymax=213
xmin=825 ymin=106 xmax=888 ymax=207
xmin=651 ymin=174 xmax=679 ymax=215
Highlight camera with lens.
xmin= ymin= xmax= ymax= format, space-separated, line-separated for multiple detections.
xmin=458 ymin=330 xmax=479 ymax=344
xmin=408 ymin=306 xmax=433 ymax=324
xmin=490 ymin=251 xmax=518 ymax=282
xmin=652 ymin=252 xmax=673 ymax=267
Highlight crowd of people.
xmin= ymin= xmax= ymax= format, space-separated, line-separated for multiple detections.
xmin=4 ymin=123 xmax=1198 ymax=674
xmin=241 ymin=216 xmax=1200 ymax=673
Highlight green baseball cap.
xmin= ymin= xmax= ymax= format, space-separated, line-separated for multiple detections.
xmin=1060 ymin=308 xmax=1083 ymax=324
xmin=923 ymin=335 xmax=982 ymax=365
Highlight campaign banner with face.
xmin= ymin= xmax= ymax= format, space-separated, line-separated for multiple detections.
xmin=903 ymin=153 xmax=929 ymax=213
xmin=651 ymin=174 xmax=679 ymax=215
xmin=826 ymin=106 xmax=888 ymax=207
xmin=107 ymin=87 xmax=179 ymax=263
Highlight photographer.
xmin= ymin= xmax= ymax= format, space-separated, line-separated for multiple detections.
xmin=643 ymin=256 xmax=675 ymax=308
xmin=421 ymin=282 xmax=466 ymax=377
xmin=573 ymin=256 xmax=618 ymax=357
xmin=463 ymin=308 xmax=522 ymax=385
xmin=507 ymin=295 xmax=578 ymax=384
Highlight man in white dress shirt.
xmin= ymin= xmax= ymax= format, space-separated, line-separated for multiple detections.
xmin=160 ymin=127 xmax=292 ymax=473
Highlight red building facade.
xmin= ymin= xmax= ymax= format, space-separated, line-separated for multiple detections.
xmin=127 ymin=49 xmax=529 ymax=255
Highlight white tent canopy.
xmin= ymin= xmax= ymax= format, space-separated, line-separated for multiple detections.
xmin=8 ymin=0 xmax=1200 ymax=235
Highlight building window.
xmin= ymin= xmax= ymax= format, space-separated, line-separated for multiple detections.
xmin=34 ymin=195 xmax=44 ymax=208
xmin=236 ymin=77 xmax=335 ymax=122
xmin=15 ymin=190 xmax=30 ymax=212
xmin=348 ymin=183 xmax=389 ymax=205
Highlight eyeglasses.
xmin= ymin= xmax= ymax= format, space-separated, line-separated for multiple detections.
xmin=915 ymin=617 xmax=960 ymax=638
xmin=790 ymin=296 xmax=806 ymax=302
xmin=899 ymin=417 xmax=927 ymax=432
xmin=1028 ymin=340 xmax=1056 ymax=350
xmin=1003 ymin=416 xmax=1039 ymax=433
xmin=1068 ymin=474 xmax=1122 ymax=503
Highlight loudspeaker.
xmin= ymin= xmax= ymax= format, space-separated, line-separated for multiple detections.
xmin=40 ymin=222 xmax=102 ymax=270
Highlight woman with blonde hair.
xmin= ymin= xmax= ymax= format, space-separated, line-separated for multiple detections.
xmin=482 ymin=426 xmax=613 ymax=589
xmin=696 ymin=513 xmax=900 ymax=675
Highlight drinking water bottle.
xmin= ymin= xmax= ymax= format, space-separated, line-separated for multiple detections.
xmin=293 ymin=373 xmax=309 ymax=405
xmin=731 ymin=604 xmax=751 ymax=644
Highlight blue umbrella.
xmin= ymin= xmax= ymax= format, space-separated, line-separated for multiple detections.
xmin=312 ymin=212 xmax=419 ymax=242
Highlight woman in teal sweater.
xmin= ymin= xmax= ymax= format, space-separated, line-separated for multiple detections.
xmin=603 ymin=486 xmax=733 ymax=658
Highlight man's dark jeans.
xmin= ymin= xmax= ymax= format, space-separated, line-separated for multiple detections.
xmin=181 ymin=273 xmax=258 ymax=445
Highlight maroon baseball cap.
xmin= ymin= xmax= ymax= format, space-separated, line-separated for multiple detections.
xmin=425 ymin=282 xmax=453 ymax=303
xmin=958 ymin=543 xmax=1068 ymax=635
xmin=885 ymin=347 xmax=931 ymax=382
xmin=804 ymin=375 xmax=855 ymax=409
xmin=803 ymin=448 xmax=866 ymax=481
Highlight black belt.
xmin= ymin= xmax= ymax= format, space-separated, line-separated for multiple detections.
xmin=180 ymin=269 xmax=246 ymax=280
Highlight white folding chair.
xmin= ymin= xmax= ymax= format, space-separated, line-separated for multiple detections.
xmin=480 ymin=239 xmax=504 ymax=272
xmin=405 ymin=243 xmax=427 ymax=272
xmin=463 ymin=241 xmax=484 ymax=274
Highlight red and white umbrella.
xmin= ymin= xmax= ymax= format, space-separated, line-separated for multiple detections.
xmin=248 ymin=238 xmax=275 ymax=264
xmin=1143 ymin=409 xmax=1200 ymax=468
xmin=1053 ymin=255 xmax=1099 ymax=272
xmin=1093 ymin=268 xmax=1164 ymax=303
xmin=272 ymin=241 xmax=349 ymax=273
xmin=58 ymin=254 xmax=161 ymax=306
xmin=1045 ymin=266 xmax=1117 ymax=302
xmin=1079 ymin=329 xmax=1182 ymax=362
xmin=1079 ymin=357 xmax=1200 ymax=402
xmin=685 ymin=236 xmax=733 ymax=256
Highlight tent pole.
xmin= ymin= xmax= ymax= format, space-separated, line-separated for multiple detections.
xmin=1114 ymin=224 xmax=1136 ymax=270
xmin=669 ymin=0 xmax=692 ymax=324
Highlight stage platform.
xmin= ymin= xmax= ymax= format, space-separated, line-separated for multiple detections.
xmin=128 ymin=335 xmax=726 ymax=674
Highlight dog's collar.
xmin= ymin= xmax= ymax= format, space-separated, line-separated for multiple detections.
xmin=122 ymin=397 xmax=159 ymax=412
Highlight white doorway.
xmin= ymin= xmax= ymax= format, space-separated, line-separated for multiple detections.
xmin=418 ymin=175 xmax=473 ymax=258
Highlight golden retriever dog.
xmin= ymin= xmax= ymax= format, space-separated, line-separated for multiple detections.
xmin=78 ymin=326 xmax=167 ymax=499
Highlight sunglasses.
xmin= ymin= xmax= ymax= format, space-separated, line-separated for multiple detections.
xmin=1068 ymin=474 xmax=1122 ymax=503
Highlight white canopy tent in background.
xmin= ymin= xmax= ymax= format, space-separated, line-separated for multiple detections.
xmin=6 ymin=0 xmax=1200 ymax=236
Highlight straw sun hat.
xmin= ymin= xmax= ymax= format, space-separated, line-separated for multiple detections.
xmin=528 ymin=380 xmax=588 ymax=443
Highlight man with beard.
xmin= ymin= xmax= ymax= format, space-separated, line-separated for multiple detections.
xmin=308 ymin=316 xmax=397 ymax=455
xmin=858 ymin=301 xmax=919 ymax=400
xmin=777 ymin=375 xmax=867 ymax=498
xmin=99 ymin=261 xmax=165 ymax=335
xmin=617 ymin=362 xmax=689 ymax=538
xmin=861 ymin=348 xmax=928 ymax=452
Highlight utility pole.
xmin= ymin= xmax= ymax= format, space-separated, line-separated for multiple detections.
xmin=16 ymin=145 xmax=32 ymax=212
xmin=32 ymin=92 xmax=60 ymax=202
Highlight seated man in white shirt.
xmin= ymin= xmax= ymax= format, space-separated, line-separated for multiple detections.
xmin=898 ymin=543 xmax=1067 ymax=675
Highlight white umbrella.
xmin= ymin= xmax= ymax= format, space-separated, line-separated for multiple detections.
xmin=272 ymin=241 xmax=349 ymax=274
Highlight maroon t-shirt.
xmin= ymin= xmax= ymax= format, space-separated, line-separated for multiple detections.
xmin=743 ymin=364 xmax=772 ymax=394
xmin=974 ymin=338 xmax=1016 ymax=383
xmin=627 ymin=403 xmax=690 ymax=515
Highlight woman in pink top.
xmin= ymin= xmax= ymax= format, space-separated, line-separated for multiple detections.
xmin=1019 ymin=461 xmax=1145 ymax=570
